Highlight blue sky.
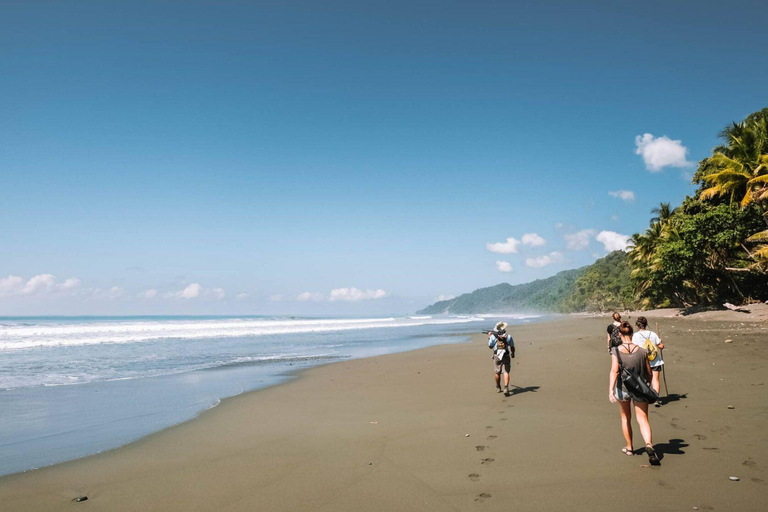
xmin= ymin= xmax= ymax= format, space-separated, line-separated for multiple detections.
xmin=1 ymin=0 xmax=766 ymax=315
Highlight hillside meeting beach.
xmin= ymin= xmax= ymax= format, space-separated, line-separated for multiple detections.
xmin=1 ymin=311 xmax=766 ymax=511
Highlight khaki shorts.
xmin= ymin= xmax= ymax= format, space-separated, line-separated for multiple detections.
xmin=493 ymin=356 xmax=510 ymax=375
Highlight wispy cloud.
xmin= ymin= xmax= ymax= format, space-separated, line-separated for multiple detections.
xmin=0 ymin=274 xmax=81 ymax=297
xmin=435 ymin=294 xmax=455 ymax=302
xmin=137 ymin=289 xmax=158 ymax=299
xmin=634 ymin=133 xmax=691 ymax=172
xmin=486 ymin=237 xmax=520 ymax=254
xmin=608 ymin=190 xmax=635 ymax=202
xmin=525 ymin=252 xmax=564 ymax=268
xmin=296 ymin=291 xmax=324 ymax=302
xmin=329 ymin=288 xmax=387 ymax=302
xmin=495 ymin=260 xmax=513 ymax=272
xmin=92 ymin=286 xmax=124 ymax=300
xmin=169 ymin=283 xmax=226 ymax=300
xmin=521 ymin=233 xmax=546 ymax=247
xmin=564 ymin=229 xmax=596 ymax=251
xmin=596 ymin=230 xmax=631 ymax=252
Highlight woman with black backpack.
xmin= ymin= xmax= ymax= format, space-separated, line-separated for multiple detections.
xmin=608 ymin=321 xmax=660 ymax=465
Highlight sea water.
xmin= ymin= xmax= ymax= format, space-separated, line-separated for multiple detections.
xmin=0 ymin=314 xmax=541 ymax=476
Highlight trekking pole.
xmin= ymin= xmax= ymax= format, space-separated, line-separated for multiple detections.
xmin=656 ymin=322 xmax=669 ymax=397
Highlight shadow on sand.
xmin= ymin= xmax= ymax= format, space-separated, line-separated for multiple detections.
xmin=653 ymin=438 xmax=689 ymax=461
xmin=657 ymin=393 xmax=687 ymax=406
xmin=508 ymin=385 xmax=540 ymax=396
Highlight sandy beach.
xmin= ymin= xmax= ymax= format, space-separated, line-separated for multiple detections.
xmin=1 ymin=313 xmax=766 ymax=511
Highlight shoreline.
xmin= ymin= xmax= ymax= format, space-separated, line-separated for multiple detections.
xmin=2 ymin=313 xmax=766 ymax=511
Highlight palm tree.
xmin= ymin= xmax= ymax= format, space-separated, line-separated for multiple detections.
xmin=697 ymin=109 xmax=768 ymax=271
xmin=650 ymin=202 xmax=674 ymax=226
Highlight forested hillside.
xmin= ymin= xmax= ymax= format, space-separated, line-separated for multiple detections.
xmin=418 ymin=251 xmax=633 ymax=314
xmin=417 ymin=267 xmax=585 ymax=314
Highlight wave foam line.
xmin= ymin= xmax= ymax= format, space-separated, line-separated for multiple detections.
xmin=0 ymin=316 xmax=484 ymax=350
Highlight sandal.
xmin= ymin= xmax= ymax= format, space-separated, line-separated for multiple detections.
xmin=646 ymin=444 xmax=660 ymax=465
xmin=621 ymin=447 xmax=634 ymax=456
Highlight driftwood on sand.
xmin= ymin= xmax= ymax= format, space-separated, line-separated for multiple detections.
xmin=723 ymin=302 xmax=750 ymax=313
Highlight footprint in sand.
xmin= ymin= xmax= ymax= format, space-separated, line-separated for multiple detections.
xmin=487 ymin=435 xmax=498 ymax=440
xmin=694 ymin=434 xmax=707 ymax=440
xmin=468 ymin=473 xmax=481 ymax=481
xmin=475 ymin=493 xmax=492 ymax=502
xmin=481 ymin=458 xmax=495 ymax=465
xmin=500 ymin=418 xmax=508 ymax=421
xmin=703 ymin=447 xmax=719 ymax=451
xmin=751 ymin=478 xmax=764 ymax=484
xmin=743 ymin=460 xmax=756 ymax=468
xmin=485 ymin=426 xmax=494 ymax=430
xmin=476 ymin=446 xmax=487 ymax=451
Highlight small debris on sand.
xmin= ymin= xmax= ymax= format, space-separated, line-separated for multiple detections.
xmin=727 ymin=405 xmax=735 ymax=409
xmin=725 ymin=339 xmax=732 ymax=343
xmin=729 ymin=476 xmax=740 ymax=481
xmin=73 ymin=497 xmax=88 ymax=502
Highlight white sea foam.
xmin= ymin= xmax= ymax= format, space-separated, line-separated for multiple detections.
xmin=0 ymin=316 xmax=484 ymax=350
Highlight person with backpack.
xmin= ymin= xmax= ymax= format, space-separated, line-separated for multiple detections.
xmin=608 ymin=321 xmax=660 ymax=465
xmin=606 ymin=312 xmax=622 ymax=353
xmin=487 ymin=321 xmax=515 ymax=395
xmin=632 ymin=316 xmax=664 ymax=395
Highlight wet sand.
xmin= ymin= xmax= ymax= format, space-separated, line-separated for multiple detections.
xmin=1 ymin=315 xmax=766 ymax=511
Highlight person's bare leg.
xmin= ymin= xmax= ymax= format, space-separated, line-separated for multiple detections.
xmin=651 ymin=371 xmax=661 ymax=395
xmin=503 ymin=371 xmax=510 ymax=388
xmin=619 ymin=400 xmax=633 ymax=452
xmin=494 ymin=373 xmax=501 ymax=390
xmin=634 ymin=401 xmax=653 ymax=446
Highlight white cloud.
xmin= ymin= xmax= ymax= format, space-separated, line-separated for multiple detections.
xmin=634 ymin=133 xmax=691 ymax=172
xmin=235 ymin=292 xmax=250 ymax=301
xmin=0 ymin=274 xmax=81 ymax=297
xmin=329 ymin=288 xmax=387 ymax=302
xmin=521 ymin=233 xmax=546 ymax=247
xmin=564 ymin=229 xmax=596 ymax=251
xmin=608 ymin=190 xmax=635 ymax=202
xmin=525 ymin=251 xmax=564 ymax=268
xmin=170 ymin=283 xmax=226 ymax=300
xmin=436 ymin=294 xmax=455 ymax=302
xmin=297 ymin=291 xmax=324 ymax=302
xmin=92 ymin=286 xmax=124 ymax=300
xmin=137 ymin=289 xmax=157 ymax=299
xmin=611 ymin=215 xmax=620 ymax=221
xmin=486 ymin=237 xmax=520 ymax=254
xmin=269 ymin=294 xmax=288 ymax=302
xmin=180 ymin=283 xmax=202 ymax=298
xmin=495 ymin=260 xmax=513 ymax=272
xmin=596 ymin=230 xmax=631 ymax=252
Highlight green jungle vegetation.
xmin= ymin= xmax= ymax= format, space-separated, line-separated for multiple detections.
xmin=420 ymin=108 xmax=768 ymax=314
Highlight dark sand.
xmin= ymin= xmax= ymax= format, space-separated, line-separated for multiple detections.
xmin=1 ymin=315 xmax=766 ymax=511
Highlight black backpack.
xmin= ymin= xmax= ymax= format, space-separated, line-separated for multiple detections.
xmin=610 ymin=324 xmax=622 ymax=348
xmin=615 ymin=348 xmax=658 ymax=404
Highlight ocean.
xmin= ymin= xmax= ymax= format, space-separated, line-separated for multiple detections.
xmin=0 ymin=314 xmax=541 ymax=476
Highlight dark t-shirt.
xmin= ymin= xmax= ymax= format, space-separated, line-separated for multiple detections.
xmin=607 ymin=323 xmax=618 ymax=335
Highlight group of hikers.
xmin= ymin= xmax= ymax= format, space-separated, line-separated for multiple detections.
xmin=485 ymin=312 xmax=666 ymax=466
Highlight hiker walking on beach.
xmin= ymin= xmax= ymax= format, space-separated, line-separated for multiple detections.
xmin=608 ymin=321 xmax=660 ymax=465
xmin=487 ymin=322 xmax=515 ymax=395
xmin=632 ymin=316 xmax=664 ymax=395
xmin=606 ymin=312 xmax=622 ymax=353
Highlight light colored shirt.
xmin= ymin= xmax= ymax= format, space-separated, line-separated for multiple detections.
xmin=489 ymin=334 xmax=514 ymax=360
xmin=488 ymin=334 xmax=515 ymax=349
xmin=632 ymin=330 xmax=663 ymax=367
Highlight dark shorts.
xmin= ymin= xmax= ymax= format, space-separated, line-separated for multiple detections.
xmin=493 ymin=356 xmax=510 ymax=375
xmin=651 ymin=366 xmax=663 ymax=372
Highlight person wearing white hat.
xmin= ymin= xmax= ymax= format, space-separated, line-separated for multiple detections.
xmin=487 ymin=321 xmax=515 ymax=395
